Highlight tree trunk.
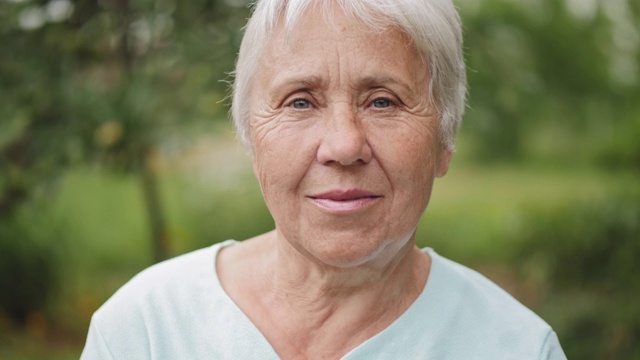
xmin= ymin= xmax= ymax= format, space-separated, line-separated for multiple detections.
xmin=140 ymin=145 xmax=169 ymax=263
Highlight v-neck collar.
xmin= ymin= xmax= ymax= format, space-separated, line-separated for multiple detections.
xmin=209 ymin=240 xmax=441 ymax=359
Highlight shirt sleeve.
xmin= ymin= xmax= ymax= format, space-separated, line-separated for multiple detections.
xmin=539 ymin=331 xmax=567 ymax=360
xmin=80 ymin=318 xmax=115 ymax=360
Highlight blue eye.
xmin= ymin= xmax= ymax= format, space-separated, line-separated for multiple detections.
xmin=292 ymin=99 xmax=311 ymax=109
xmin=372 ymin=98 xmax=392 ymax=108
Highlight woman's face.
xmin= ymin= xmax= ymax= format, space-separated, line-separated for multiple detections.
xmin=249 ymin=7 xmax=452 ymax=268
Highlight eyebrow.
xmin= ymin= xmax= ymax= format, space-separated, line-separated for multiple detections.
xmin=269 ymin=75 xmax=328 ymax=95
xmin=355 ymin=75 xmax=415 ymax=94
xmin=267 ymin=74 xmax=417 ymax=98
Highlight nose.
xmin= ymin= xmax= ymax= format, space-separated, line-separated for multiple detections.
xmin=316 ymin=106 xmax=372 ymax=166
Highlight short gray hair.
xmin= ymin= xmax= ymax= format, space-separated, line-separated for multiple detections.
xmin=231 ymin=0 xmax=467 ymax=152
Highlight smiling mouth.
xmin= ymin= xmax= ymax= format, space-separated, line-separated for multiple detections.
xmin=307 ymin=190 xmax=382 ymax=213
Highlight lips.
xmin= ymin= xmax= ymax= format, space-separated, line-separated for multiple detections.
xmin=307 ymin=189 xmax=382 ymax=213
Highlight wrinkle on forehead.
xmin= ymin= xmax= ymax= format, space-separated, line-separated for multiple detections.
xmin=271 ymin=2 xmax=421 ymax=59
xmin=258 ymin=10 xmax=427 ymax=89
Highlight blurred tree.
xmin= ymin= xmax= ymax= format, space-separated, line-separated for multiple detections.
xmin=0 ymin=0 xmax=249 ymax=322
xmin=0 ymin=0 xmax=249 ymax=263
xmin=460 ymin=0 xmax=640 ymax=166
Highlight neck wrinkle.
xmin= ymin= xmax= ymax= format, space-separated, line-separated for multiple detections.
xmin=261 ymin=230 xmax=429 ymax=336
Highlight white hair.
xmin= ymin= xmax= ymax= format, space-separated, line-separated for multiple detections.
xmin=231 ymin=0 xmax=467 ymax=152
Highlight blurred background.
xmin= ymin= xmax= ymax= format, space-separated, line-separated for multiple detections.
xmin=0 ymin=0 xmax=638 ymax=358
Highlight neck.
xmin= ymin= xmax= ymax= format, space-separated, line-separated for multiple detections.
xmin=259 ymin=229 xmax=429 ymax=342
xmin=274 ymin=231 xmax=421 ymax=299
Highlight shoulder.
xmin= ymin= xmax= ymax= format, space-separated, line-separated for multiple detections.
xmin=82 ymin=241 xmax=237 ymax=359
xmin=419 ymin=249 xmax=566 ymax=359
xmin=428 ymin=251 xmax=542 ymax=322
xmin=101 ymin=242 xmax=226 ymax=305
xmin=97 ymin=240 xmax=238 ymax=316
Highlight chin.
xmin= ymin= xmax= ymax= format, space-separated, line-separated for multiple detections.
xmin=299 ymin=230 xmax=413 ymax=269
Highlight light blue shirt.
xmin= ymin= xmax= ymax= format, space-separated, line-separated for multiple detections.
xmin=81 ymin=240 xmax=566 ymax=359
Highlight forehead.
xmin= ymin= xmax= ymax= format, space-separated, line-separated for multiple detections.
xmin=255 ymin=4 xmax=427 ymax=90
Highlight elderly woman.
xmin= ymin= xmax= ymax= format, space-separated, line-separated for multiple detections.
xmin=82 ymin=0 xmax=566 ymax=359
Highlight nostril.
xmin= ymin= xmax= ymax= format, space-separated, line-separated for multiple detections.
xmin=337 ymin=152 xmax=370 ymax=166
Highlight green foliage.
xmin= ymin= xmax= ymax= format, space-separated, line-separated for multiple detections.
xmin=516 ymin=193 xmax=640 ymax=359
xmin=0 ymin=215 xmax=62 ymax=324
xmin=460 ymin=0 xmax=640 ymax=166
xmin=0 ymin=0 xmax=251 ymax=329
xmin=0 ymin=0 xmax=250 ymax=217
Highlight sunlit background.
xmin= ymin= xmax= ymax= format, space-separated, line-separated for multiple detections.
xmin=1 ymin=0 xmax=639 ymax=358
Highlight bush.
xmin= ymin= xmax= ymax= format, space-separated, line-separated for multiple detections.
xmin=0 ymin=218 xmax=59 ymax=325
xmin=516 ymin=192 xmax=640 ymax=359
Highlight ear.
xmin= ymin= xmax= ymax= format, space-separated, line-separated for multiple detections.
xmin=435 ymin=148 xmax=453 ymax=178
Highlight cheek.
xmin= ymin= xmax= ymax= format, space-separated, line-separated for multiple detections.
xmin=372 ymin=132 xmax=440 ymax=218
xmin=253 ymin=152 xmax=292 ymax=198
xmin=251 ymin=128 xmax=317 ymax=203
xmin=372 ymin=129 xmax=438 ymax=179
